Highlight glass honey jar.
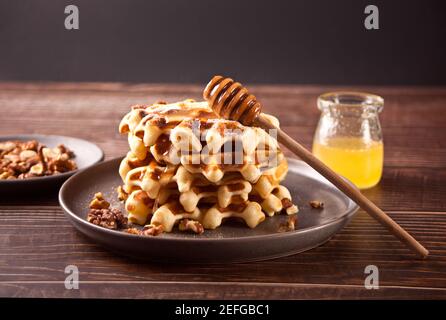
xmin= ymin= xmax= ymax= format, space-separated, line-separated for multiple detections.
xmin=312 ymin=92 xmax=384 ymax=189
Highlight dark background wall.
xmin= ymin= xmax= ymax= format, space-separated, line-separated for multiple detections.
xmin=0 ymin=0 xmax=445 ymax=84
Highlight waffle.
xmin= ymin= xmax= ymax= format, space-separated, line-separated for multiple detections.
xmin=120 ymin=100 xmax=279 ymax=163
xmin=121 ymin=154 xmax=297 ymax=227
xmin=150 ymin=200 xmax=265 ymax=232
xmin=118 ymin=99 xmax=298 ymax=232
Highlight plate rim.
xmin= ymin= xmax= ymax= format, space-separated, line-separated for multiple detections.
xmin=59 ymin=157 xmax=359 ymax=243
xmin=0 ymin=134 xmax=104 ymax=184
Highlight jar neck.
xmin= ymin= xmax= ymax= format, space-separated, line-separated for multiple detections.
xmin=322 ymin=105 xmax=380 ymax=119
xmin=318 ymin=92 xmax=384 ymax=119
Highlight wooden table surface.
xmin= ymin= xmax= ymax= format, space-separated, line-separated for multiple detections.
xmin=0 ymin=82 xmax=445 ymax=299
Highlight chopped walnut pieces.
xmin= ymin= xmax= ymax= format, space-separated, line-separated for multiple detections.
xmin=0 ymin=141 xmax=17 ymax=154
xmin=19 ymin=150 xmax=37 ymax=161
xmin=178 ymin=219 xmax=204 ymax=234
xmin=278 ymin=215 xmax=297 ymax=233
xmin=287 ymin=215 xmax=297 ymax=229
xmin=47 ymin=157 xmax=73 ymax=173
xmin=124 ymin=224 xmax=164 ymax=236
xmin=22 ymin=140 xmax=38 ymax=151
xmin=117 ymin=185 xmax=129 ymax=201
xmin=282 ymin=198 xmax=299 ymax=215
xmin=29 ymin=162 xmax=44 ymax=175
xmin=87 ymin=208 xmax=128 ymax=230
xmin=309 ymin=200 xmax=324 ymax=209
xmin=89 ymin=192 xmax=110 ymax=209
xmin=141 ymin=224 xmax=164 ymax=236
xmin=124 ymin=228 xmax=140 ymax=235
xmin=56 ymin=144 xmax=75 ymax=158
xmin=0 ymin=140 xmax=77 ymax=180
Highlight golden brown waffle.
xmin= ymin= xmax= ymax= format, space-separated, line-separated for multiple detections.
xmin=150 ymin=200 xmax=265 ymax=232
xmin=120 ymin=100 xmax=279 ymax=162
xmin=118 ymin=99 xmax=298 ymax=232
xmin=121 ymin=155 xmax=296 ymax=226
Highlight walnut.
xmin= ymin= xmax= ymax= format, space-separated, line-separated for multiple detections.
xmin=47 ymin=158 xmax=76 ymax=173
xmin=124 ymin=228 xmax=140 ymax=235
xmin=140 ymin=224 xmax=164 ymax=236
xmin=287 ymin=215 xmax=297 ymax=230
xmin=89 ymin=192 xmax=110 ymax=209
xmin=309 ymin=200 xmax=324 ymax=209
xmin=42 ymin=147 xmax=59 ymax=160
xmin=178 ymin=219 xmax=204 ymax=234
xmin=22 ymin=140 xmax=38 ymax=151
xmin=19 ymin=150 xmax=37 ymax=161
xmin=0 ymin=172 xmax=10 ymax=179
xmin=3 ymin=154 xmax=20 ymax=162
xmin=278 ymin=215 xmax=297 ymax=232
xmin=41 ymin=145 xmax=77 ymax=173
xmin=281 ymin=198 xmax=299 ymax=215
xmin=87 ymin=208 xmax=128 ymax=230
xmin=124 ymin=225 xmax=163 ymax=236
xmin=11 ymin=162 xmax=27 ymax=174
xmin=29 ymin=163 xmax=44 ymax=175
xmin=0 ymin=141 xmax=16 ymax=153
xmin=56 ymin=144 xmax=75 ymax=158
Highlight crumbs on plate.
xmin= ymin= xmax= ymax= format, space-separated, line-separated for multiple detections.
xmin=309 ymin=200 xmax=324 ymax=209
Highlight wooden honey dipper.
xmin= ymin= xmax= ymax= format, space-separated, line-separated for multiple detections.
xmin=204 ymin=75 xmax=429 ymax=258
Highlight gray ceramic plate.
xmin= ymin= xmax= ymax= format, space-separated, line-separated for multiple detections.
xmin=0 ymin=134 xmax=104 ymax=193
xmin=59 ymin=157 xmax=359 ymax=263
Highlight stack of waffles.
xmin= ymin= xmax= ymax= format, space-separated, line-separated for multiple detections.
xmin=118 ymin=99 xmax=298 ymax=233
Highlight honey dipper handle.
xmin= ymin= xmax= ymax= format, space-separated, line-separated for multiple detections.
xmin=256 ymin=115 xmax=429 ymax=258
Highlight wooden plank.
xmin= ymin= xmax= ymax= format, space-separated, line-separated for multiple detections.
xmin=1 ymin=282 xmax=445 ymax=299
xmin=0 ymin=207 xmax=444 ymax=299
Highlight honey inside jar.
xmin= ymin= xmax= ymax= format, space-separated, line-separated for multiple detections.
xmin=313 ymin=137 xmax=383 ymax=189
xmin=312 ymin=92 xmax=384 ymax=190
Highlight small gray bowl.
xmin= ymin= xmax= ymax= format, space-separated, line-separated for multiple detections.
xmin=0 ymin=134 xmax=103 ymax=194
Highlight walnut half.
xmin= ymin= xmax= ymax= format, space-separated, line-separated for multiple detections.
xmin=178 ymin=219 xmax=204 ymax=234
xmin=89 ymin=192 xmax=110 ymax=209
